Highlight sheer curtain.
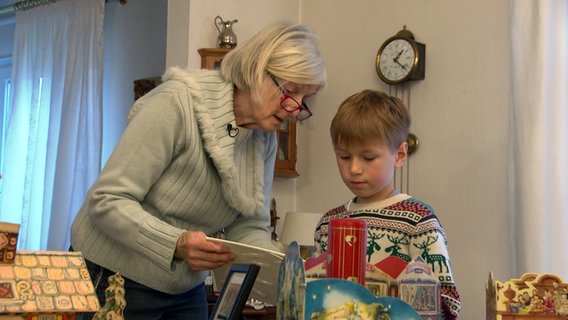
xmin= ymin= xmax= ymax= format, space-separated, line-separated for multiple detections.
xmin=511 ymin=0 xmax=568 ymax=276
xmin=0 ymin=0 xmax=104 ymax=250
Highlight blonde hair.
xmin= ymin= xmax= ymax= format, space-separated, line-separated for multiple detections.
xmin=330 ymin=90 xmax=411 ymax=152
xmin=220 ymin=22 xmax=326 ymax=105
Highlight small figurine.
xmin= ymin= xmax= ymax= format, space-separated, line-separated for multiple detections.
xmin=93 ymin=272 xmax=126 ymax=320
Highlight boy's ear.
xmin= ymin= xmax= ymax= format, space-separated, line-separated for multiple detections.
xmin=394 ymin=142 xmax=408 ymax=168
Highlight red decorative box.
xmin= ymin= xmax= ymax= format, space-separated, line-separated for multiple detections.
xmin=326 ymin=218 xmax=367 ymax=286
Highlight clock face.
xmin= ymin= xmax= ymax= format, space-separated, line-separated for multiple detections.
xmin=377 ymin=38 xmax=416 ymax=83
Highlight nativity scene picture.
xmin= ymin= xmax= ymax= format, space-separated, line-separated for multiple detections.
xmin=487 ymin=272 xmax=568 ymax=320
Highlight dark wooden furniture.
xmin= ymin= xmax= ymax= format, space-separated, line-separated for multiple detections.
xmin=208 ymin=303 xmax=276 ymax=320
xmin=242 ymin=306 xmax=277 ymax=320
xmin=197 ymin=47 xmax=232 ymax=70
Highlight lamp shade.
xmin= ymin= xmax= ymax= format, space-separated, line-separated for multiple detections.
xmin=279 ymin=212 xmax=322 ymax=247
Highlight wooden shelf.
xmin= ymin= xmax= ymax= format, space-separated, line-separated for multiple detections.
xmin=197 ymin=48 xmax=231 ymax=70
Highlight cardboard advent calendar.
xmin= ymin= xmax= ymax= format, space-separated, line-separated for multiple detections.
xmin=487 ymin=272 xmax=568 ymax=320
xmin=0 ymin=251 xmax=100 ymax=319
xmin=277 ymin=241 xmax=423 ymax=320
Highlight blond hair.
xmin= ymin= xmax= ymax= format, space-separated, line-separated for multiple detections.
xmin=330 ymin=90 xmax=411 ymax=151
xmin=220 ymin=22 xmax=326 ymax=105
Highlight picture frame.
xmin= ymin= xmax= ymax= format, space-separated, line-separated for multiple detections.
xmin=209 ymin=264 xmax=260 ymax=320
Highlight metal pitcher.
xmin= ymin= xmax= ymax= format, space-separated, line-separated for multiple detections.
xmin=215 ymin=16 xmax=238 ymax=48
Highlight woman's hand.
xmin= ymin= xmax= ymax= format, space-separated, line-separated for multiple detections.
xmin=175 ymin=231 xmax=235 ymax=271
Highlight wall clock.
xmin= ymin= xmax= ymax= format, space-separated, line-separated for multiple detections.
xmin=376 ymin=26 xmax=425 ymax=85
xmin=375 ymin=26 xmax=425 ymax=194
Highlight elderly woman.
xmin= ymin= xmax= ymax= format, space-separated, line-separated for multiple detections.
xmin=70 ymin=22 xmax=326 ymax=319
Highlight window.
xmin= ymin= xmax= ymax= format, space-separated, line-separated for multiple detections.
xmin=0 ymin=56 xmax=12 ymax=197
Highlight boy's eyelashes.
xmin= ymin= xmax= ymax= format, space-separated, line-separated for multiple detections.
xmin=335 ymin=153 xmax=379 ymax=161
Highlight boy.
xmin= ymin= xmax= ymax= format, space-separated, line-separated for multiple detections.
xmin=310 ymin=90 xmax=461 ymax=319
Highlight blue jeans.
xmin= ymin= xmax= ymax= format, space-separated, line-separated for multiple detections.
xmin=82 ymin=258 xmax=209 ymax=320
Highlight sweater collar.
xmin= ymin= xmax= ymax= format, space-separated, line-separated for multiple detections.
xmin=162 ymin=67 xmax=264 ymax=217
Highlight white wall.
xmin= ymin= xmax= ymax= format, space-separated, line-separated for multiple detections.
xmin=299 ymin=1 xmax=513 ymax=318
xmin=167 ymin=1 xmax=514 ymax=318
xmin=166 ymin=0 xmax=300 ymax=69
xmin=102 ymin=0 xmax=167 ymax=164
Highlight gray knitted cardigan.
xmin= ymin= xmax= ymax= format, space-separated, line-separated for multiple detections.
xmin=70 ymin=67 xmax=278 ymax=294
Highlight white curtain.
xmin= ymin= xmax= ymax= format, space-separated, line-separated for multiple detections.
xmin=0 ymin=0 xmax=104 ymax=250
xmin=511 ymin=1 xmax=568 ymax=276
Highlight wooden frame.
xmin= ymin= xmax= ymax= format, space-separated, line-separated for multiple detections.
xmin=210 ymin=264 xmax=260 ymax=320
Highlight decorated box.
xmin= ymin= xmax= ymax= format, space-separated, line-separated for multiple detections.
xmin=0 ymin=251 xmax=100 ymax=319
xmin=279 ymin=241 xmax=422 ymax=320
xmin=487 ymin=272 xmax=568 ymax=320
xmin=0 ymin=222 xmax=19 ymax=264
xmin=305 ymin=250 xmax=440 ymax=319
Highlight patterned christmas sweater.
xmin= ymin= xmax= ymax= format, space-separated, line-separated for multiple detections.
xmin=309 ymin=193 xmax=461 ymax=319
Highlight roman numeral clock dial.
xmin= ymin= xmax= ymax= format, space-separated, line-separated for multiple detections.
xmin=376 ymin=26 xmax=425 ymax=85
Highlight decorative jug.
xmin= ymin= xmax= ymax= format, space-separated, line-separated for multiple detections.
xmin=215 ymin=16 xmax=238 ymax=48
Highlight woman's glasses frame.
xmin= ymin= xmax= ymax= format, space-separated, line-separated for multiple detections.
xmin=267 ymin=73 xmax=313 ymax=121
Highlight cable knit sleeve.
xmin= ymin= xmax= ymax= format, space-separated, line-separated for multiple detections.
xmin=82 ymin=86 xmax=189 ymax=269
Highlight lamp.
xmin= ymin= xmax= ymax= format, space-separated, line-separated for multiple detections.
xmin=279 ymin=212 xmax=322 ymax=259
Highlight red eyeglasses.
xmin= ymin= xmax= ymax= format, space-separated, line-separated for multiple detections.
xmin=268 ymin=73 xmax=313 ymax=121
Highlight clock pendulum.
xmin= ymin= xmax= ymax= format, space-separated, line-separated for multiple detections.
xmin=376 ymin=26 xmax=425 ymax=194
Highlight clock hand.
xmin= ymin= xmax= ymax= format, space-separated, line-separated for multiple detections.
xmin=394 ymin=50 xmax=404 ymax=61
xmin=393 ymin=50 xmax=406 ymax=69
xmin=394 ymin=60 xmax=407 ymax=70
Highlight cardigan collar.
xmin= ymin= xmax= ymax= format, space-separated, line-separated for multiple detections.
xmin=162 ymin=67 xmax=265 ymax=217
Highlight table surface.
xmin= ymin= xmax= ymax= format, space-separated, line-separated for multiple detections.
xmin=243 ymin=306 xmax=276 ymax=320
